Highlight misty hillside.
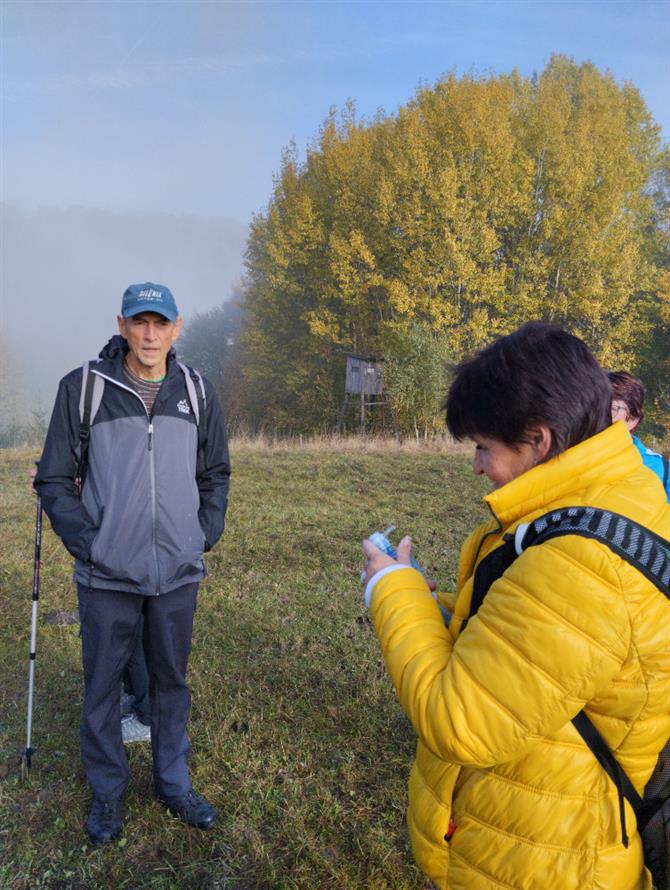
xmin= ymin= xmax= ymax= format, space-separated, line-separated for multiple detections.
xmin=0 ymin=203 xmax=248 ymax=410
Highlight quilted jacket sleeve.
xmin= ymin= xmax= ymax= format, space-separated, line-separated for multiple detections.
xmin=370 ymin=535 xmax=631 ymax=767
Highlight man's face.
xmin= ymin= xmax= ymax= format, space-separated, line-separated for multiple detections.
xmin=117 ymin=312 xmax=182 ymax=380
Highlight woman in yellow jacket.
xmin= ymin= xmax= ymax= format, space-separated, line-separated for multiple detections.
xmin=363 ymin=322 xmax=670 ymax=890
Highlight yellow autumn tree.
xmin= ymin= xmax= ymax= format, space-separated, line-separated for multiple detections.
xmin=238 ymin=57 xmax=666 ymax=433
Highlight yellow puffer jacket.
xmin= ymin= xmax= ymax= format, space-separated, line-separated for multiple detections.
xmin=370 ymin=422 xmax=670 ymax=890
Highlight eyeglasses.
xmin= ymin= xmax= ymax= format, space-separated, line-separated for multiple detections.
xmin=611 ymin=401 xmax=630 ymax=419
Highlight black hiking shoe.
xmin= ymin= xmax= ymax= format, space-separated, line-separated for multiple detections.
xmin=159 ymin=788 xmax=217 ymax=830
xmin=85 ymin=796 xmax=123 ymax=844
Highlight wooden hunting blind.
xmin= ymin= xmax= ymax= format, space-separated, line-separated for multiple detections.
xmin=338 ymin=353 xmax=397 ymax=435
xmin=344 ymin=354 xmax=384 ymax=396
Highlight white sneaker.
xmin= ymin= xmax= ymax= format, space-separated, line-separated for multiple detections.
xmin=121 ymin=713 xmax=151 ymax=744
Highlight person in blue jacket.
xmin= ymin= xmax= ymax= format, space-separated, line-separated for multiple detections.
xmin=608 ymin=370 xmax=670 ymax=499
xmin=35 ymin=283 xmax=231 ymax=844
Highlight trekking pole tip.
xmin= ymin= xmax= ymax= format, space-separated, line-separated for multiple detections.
xmin=19 ymin=747 xmax=35 ymax=780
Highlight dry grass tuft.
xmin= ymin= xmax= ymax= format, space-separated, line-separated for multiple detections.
xmin=229 ymin=430 xmax=474 ymax=455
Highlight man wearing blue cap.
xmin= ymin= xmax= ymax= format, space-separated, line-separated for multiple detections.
xmin=35 ymin=283 xmax=231 ymax=844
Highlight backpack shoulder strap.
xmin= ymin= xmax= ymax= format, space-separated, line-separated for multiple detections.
xmin=78 ymin=360 xmax=105 ymax=427
xmin=515 ymin=506 xmax=670 ymax=596
xmin=571 ymin=711 xmax=641 ymax=847
xmin=178 ymin=362 xmax=207 ymax=456
xmin=572 ymin=711 xmax=667 ymax=836
xmin=464 ymin=536 xmax=518 ymax=628
xmin=76 ymin=361 xmax=104 ymax=489
xmin=663 ymin=456 xmax=669 ymax=492
xmin=467 ymin=504 xmax=670 ymax=620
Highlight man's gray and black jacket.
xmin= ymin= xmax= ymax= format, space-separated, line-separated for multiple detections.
xmin=36 ymin=337 xmax=231 ymax=596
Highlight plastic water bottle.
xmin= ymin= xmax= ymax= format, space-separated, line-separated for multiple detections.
xmin=361 ymin=525 xmax=423 ymax=581
xmin=362 ymin=526 xmax=451 ymax=626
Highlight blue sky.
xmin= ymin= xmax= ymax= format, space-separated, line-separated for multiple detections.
xmin=3 ymin=0 xmax=669 ymax=223
xmin=1 ymin=0 xmax=669 ymax=405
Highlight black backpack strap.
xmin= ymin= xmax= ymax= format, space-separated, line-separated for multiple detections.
xmin=192 ymin=367 xmax=207 ymax=457
xmin=663 ymin=456 xmax=669 ymax=492
xmin=572 ymin=711 xmax=668 ymax=843
xmin=465 ymin=535 xmax=518 ymax=627
xmin=75 ymin=361 xmax=105 ymax=494
xmin=178 ymin=362 xmax=208 ymax=458
xmin=517 ymin=506 xmax=670 ymax=596
xmin=75 ymin=361 xmax=96 ymax=492
xmin=572 ymin=711 xmax=642 ymax=847
xmin=467 ymin=505 xmax=670 ymax=621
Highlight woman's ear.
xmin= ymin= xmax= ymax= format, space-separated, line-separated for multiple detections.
xmin=528 ymin=424 xmax=553 ymax=465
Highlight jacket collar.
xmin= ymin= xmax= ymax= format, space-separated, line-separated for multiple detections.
xmin=484 ymin=422 xmax=641 ymax=529
xmin=94 ymin=336 xmax=178 ymax=384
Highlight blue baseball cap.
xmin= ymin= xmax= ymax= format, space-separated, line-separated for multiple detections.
xmin=121 ymin=282 xmax=179 ymax=322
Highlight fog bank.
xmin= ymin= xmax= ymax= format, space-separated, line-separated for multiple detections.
xmin=1 ymin=204 xmax=248 ymax=413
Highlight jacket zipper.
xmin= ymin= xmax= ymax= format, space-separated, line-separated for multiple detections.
xmin=147 ymin=420 xmax=160 ymax=595
xmin=92 ymin=370 xmax=161 ymax=595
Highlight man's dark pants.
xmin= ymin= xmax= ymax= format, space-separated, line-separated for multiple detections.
xmin=123 ymin=616 xmax=150 ymax=724
xmin=77 ymin=582 xmax=198 ymax=802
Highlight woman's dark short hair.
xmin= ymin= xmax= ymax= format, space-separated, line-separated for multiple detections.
xmin=445 ymin=322 xmax=612 ymax=458
xmin=607 ymin=371 xmax=645 ymax=424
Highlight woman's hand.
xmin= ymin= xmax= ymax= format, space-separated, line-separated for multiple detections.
xmin=361 ymin=535 xmax=413 ymax=584
xmin=361 ymin=535 xmax=438 ymax=592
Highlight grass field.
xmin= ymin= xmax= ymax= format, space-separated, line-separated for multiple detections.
xmin=0 ymin=441 xmax=487 ymax=890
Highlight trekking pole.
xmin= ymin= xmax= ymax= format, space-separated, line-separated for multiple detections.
xmin=22 ymin=463 xmax=42 ymax=776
